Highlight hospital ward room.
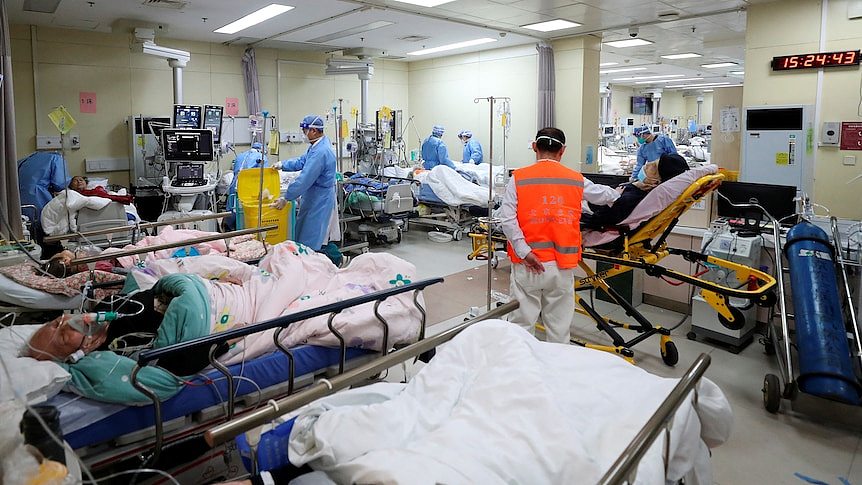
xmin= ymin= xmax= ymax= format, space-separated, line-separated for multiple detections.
xmin=2 ymin=0 xmax=862 ymax=484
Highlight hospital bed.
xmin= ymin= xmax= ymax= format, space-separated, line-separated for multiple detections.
xmin=409 ymin=166 xmax=500 ymax=241
xmin=341 ymin=175 xmax=416 ymax=244
xmin=202 ymin=302 xmax=728 ymax=485
xmin=62 ymin=278 xmax=443 ymax=484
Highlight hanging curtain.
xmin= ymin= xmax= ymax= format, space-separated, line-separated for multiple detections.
xmin=536 ymin=43 xmax=555 ymax=129
xmin=0 ymin=0 xmax=21 ymax=239
xmin=241 ymin=47 xmax=261 ymax=116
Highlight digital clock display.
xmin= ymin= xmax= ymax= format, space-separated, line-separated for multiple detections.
xmin=772 ymin=50 xmax=860 ymax=71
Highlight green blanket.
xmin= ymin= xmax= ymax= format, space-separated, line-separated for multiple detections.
xmin=61 ymin=274 xmax=211 ymax=404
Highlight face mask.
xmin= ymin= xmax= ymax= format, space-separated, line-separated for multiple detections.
xmin=637 ymin=136 xmax=646 ymax=144
xmin=636 ymin=166 xmax=648 ymax=183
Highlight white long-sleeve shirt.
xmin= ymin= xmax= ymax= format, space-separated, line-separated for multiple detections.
xmin=496 ymin=171 xmax=620 ymax=259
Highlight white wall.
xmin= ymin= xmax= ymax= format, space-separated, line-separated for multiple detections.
xmin=407 ymin=44 xmax=538 ymax=167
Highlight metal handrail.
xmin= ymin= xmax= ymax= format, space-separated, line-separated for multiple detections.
xmin=43 ymin=211 xmax=233 ymax=243
xmin=205 ymin=300 xmax=520 ymax=447
xmin=598 ymin=353 xmax=711 ymax=485
xmin=831 ymin=217 xmax=862 ymax=363
xmin=136 ymin=278 xmax=444 ymax=365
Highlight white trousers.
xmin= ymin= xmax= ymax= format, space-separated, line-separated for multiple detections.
xmin=508 ymin=261 xmax=575 ymax=344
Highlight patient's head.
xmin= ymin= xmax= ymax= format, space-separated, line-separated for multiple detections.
xmin=657 ymin=153 xmax=689 ymax=182
xmin=25 ymin=315 xmax=108 ymax=362
xmin=69 ymin=176 xmax=87 ymax=192
xmin=40 ymin=250 xmax=85 ymax=278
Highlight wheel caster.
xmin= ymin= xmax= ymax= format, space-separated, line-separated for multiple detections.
xmin=661 ymin=341 xmax=679 ymax=366
xmin=490 ymin=256 xmax=499 ymax=269
xmin=718 ymin=305 xmax=746 ymax=331
xmin=686 ymin=331 xmax=697 ymax=341
xmin=763 ymin=373 xmax=781 ymax=413
xmin=453 ymin=230 xmax=463 ymax=241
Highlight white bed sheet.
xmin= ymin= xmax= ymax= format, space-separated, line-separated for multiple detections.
xmin=287 ymin=320 xmax=732 ymax=485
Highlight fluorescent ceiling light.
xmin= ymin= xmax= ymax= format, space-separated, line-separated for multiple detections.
xmin=635 ymin=77 xmax=703 ymax=84
xmin=660 ymin=53 xmax=702 ymax=60
xmin=599 ymin=62 xmax=618 ymax=67
xmin=604 ymin=38 xmax=653 ymax=48
xmin=308 ymin=21 xmax=394 ymax=43
xmin=215 ymin=4 xmax=293 ymax=34
xmin=407 ymin=38 xmax=497 ymax=56
xmin=703 ymin=89 xmax=714 ymax=92
xmin=701 ymin=62 xmax=737 ymax=68
xmin=600 ymin=67 xmax=647 ymax=74
xmin=667 ymin=82 xmax=733 ymax=88
xmin=730 ymin=70 xmax=745 ymax=75
xmin=392 ymin=0 xmax=455 ymax=7
xmin=522 ymin=19 xmax=581 ymax=32
xmin=612 ymin=74 xmax=686 ymax=81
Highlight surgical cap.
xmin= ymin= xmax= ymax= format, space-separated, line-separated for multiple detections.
xmin=251 ymin=142 xmax=263 ymax=150
xmin=432 ymin=125 xmax=445 ymax=137
xmin=458 ymin=130 xmax=473 ymax=138
xmin=300 ymin=114 xmax=325 ymax=130
xmin=633 ymin=125 xmax=652 ymax=137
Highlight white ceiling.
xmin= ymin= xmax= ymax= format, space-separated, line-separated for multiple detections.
xmin=8 ymin=0 xmax=773 ymax=89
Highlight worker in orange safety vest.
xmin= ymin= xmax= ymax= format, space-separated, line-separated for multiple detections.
xmin=497 ymin=127 xmax=622 ymax=343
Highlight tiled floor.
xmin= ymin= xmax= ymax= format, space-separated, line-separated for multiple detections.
xmin=387 ymin=232 xmax=862 ymax=485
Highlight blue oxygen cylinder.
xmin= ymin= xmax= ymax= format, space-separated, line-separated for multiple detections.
xmin=785 ymin=221 xmax=861 ymax=404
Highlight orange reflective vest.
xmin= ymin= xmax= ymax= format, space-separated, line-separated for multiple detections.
xmin=507 ymin=160 xmax=585 ymax=269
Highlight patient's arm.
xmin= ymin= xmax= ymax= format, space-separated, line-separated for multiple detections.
xmin=582 ymin=179 xmax=621 ymax=207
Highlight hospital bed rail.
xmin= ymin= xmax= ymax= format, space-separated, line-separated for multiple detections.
xmin=42 ymin=211 xmax=233 ymax=244
xmin=598 ymin=353 xmax=711 ymax=485
xmin=67 ymin=225 xmax=276 ymax=266
xmin=131 ymin=277 xmax=443 ymax=465
xmin=204 ymin=299 xmax=520 ymax=447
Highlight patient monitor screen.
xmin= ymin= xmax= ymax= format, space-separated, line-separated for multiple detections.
xmin=161 ymin=129 xmax=214 ymax=162
xmin=176 ymin=163 xmax=204 ymax=181
xmin=203 ymin=105 xmax=224 ymax=144
xmin=716 ymin=181 xmax=797 ymax=223
xmin=173 ymin=105 xmax=203 ymax=129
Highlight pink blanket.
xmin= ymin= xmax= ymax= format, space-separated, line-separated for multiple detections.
xmin=127 ymin=241 xmax=423 ymax=364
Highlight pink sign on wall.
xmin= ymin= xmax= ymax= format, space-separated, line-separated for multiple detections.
xmin=225 ymin=97 xmax=239 ymax=116
xmin=79 ymin=92 xmax=97 ymax=113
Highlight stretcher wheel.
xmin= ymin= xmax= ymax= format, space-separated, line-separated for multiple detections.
xmin=718 ymin=306 xmax=745 ymax=331
xmin=756 ymin=291 xmax=777 ymax=308
xmin=661 ymin=341 xmax=679 ymax=366
xmin=453 ymin=230 xmax=463 ymax=241
xmin=491 ymin=255 xmax=499 ymax=269
xmin=763 ymin=374 xmax=781 ymax=414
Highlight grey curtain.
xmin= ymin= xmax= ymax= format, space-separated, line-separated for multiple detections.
xmin=536 ymin=43 xmax=555 ymax=129
xmin=241 ymin=47 xmax=261 ymax=116
xmin=0 ymin=0 xmax=21 ymax=239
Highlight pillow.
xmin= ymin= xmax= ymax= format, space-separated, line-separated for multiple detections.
xmin=0 ymin=325 xmax=71 ymax=404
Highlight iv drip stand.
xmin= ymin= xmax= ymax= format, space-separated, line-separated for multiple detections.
xmin=475 ymin=96 xmax=511 ymax=311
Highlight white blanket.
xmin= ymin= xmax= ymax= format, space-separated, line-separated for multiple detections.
xmin=40 ymin=190 xmax=111 ymax=236
xmin=424 ymin=165 xmax=488 ymax=206
xmin=452 ymin=162 xmax=504 ymax=187
xmin=288 ymin=321 xmax=732 ymax=485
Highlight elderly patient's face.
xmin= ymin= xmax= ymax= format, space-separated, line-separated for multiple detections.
xmin=26 ymin=315 xmax=107 ymax=361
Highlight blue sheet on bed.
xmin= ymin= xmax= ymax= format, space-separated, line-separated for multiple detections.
xmin=54 ymin=345 xmax=372 ymax=449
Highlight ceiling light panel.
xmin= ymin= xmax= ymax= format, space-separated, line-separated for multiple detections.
xmin=701 ymin=62 xmax=737 ymax=68
xmin=308 ymin=21 xmax=394 ymax=43
xmin=522 ymin=19 xmax=581 ymax=32
xmin=660 ymin=53 xmax=702 ymax=59
xmin=407 ymin=38 xmax=497 ymax=56
xmin=613 ymin=74 xmax=686 ymax=81
xmin=599 ymin=62 xmax=618 ymax=67
xmin=23 ymin=0 xmax=61 ymax=13
xmin=604 ymin=39 xmax=653 ymax=48
xmin=215 ymin=4 xmax=294 ymax=34
xmin=391 ymin=0 xmax=456 ymax=7
xmin=730 ymin=71 xmax=745 ymax=75
xmin=600 ymin=67 xmax=647 ymax=74
xmin=634 ymin=77 xmax=703 ymax=84
xmin=667 ymin=82 xmax=733 ymax=88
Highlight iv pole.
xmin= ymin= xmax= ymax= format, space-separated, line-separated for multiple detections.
xmin=474 ymin=96 xmax=511 ymax=310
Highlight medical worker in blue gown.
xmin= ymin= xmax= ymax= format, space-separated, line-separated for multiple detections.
xmin=17 ymin=151 xmax=70 ymax=220
xmin=223 ymin=142 xmax=268 ymax=231
xmin=458 ymin=130 xmax=484 ymax=164
xmin=273 ymin=115 xmax=340 ymax=263
xmin=420 ymin=125 xmax=456 ymax=170
xmin=630 ymin=125 xmax=678 ymax=182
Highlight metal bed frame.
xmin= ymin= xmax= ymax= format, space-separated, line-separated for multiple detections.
xmin=203 ymin=299 xmax=715 ymax=485
xmin=80 ymin=278 xmax=444 ymax=479
xmin=42 ymin=211 xmax=234 ymax=245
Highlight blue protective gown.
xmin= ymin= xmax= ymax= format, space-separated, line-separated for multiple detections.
xmin=421 ymin=136 xmax=456 ymax=170
xmin=631 ymin=134 xmax=678 ymax=181
xmin=461 ymin=139 xmax=484 ymax=164
xmin=280 ymin=136 xmax=336 ymax=250
xmin=17 ymin=152 xmax=70 ymax=220
xmin=228 ymin=148 xmax=268 ymax=195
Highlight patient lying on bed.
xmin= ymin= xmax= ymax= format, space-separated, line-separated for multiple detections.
xmin=581 ymin=153 xmax=689 ymax=230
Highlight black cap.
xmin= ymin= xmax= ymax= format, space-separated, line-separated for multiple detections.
xmin=658 ymin=153 xmax=689 ymax=182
